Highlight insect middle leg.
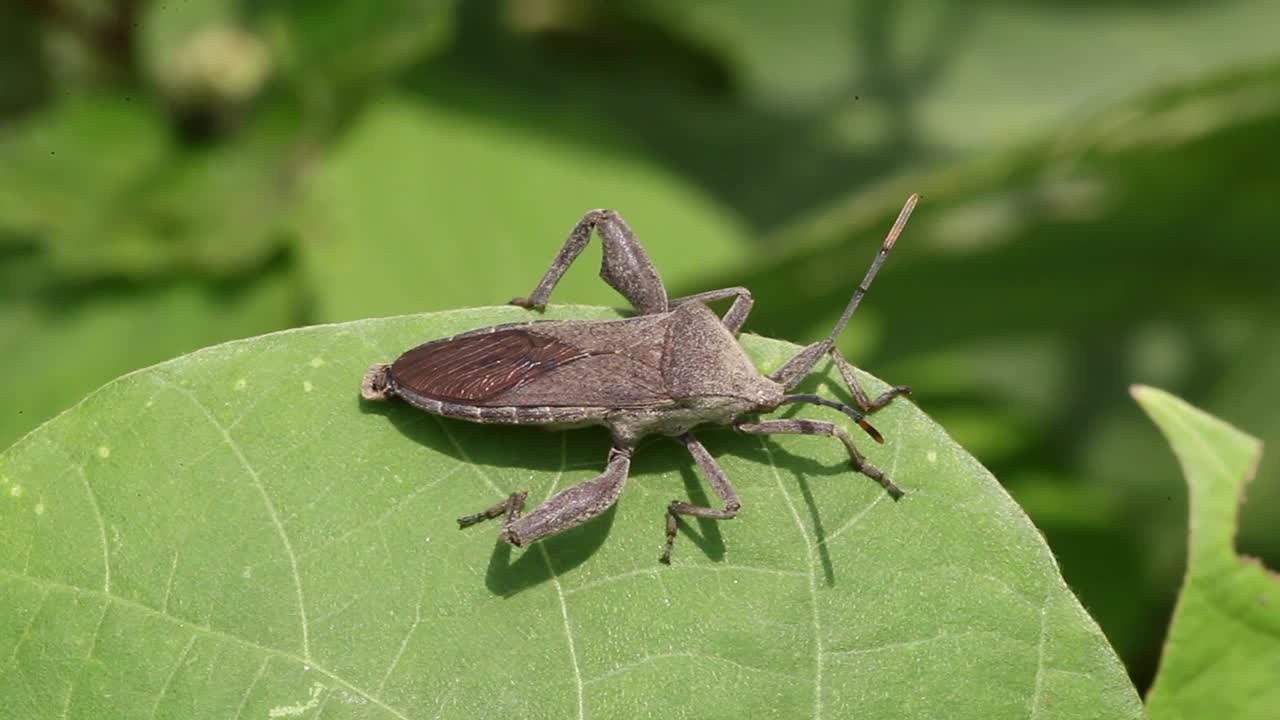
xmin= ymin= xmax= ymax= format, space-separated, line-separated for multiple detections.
xmin=459 ymin=445 xmax=633 ymax=547
xmin=735 ymin=419 xmax=904 ymax=500
xmin=662 ymin=433 xmax=742 ymax=564
xmin=511 ymin=210 xmax=669 ymax=316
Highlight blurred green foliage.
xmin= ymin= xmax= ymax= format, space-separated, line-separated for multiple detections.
xmin=2 ymin=0 xmax=1278 ymax=692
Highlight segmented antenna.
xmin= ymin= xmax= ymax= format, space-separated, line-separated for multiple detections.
xmin=823 ymin=193 xmax=918 ymax=345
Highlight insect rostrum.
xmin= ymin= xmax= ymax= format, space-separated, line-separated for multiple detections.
xmin=361 ymin=196 xmax=919 ymax=563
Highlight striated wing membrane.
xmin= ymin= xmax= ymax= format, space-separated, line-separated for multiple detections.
xmin=390 ymin=320 xmax=674 ymax=408
xmin=390 ymin=329 xmax=591 ymax=403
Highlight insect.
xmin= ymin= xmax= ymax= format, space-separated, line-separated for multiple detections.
xmin=362 ymin=195 xmax=919 ymax=563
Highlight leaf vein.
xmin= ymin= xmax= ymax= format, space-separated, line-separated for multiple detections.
xmin=295 ymin=461 xmax=465 ymax=562
xmin=148 ymin=634 xmax=196 ymax=720
xmin=436 ymin=419 xmax=586 ymax=720
xmin=71 ymin=460 xmax=111 ymax=594
xmin=161 ymin=550 xmax=179 ymax=614
xmin=162 ymin=378 xmax=313 ymax=662
xmin=540 ymin=434 xmax=586 ymax=720
xmin=3 ymin=587 xmax=49 ymax=672
xmin=0 ymin=570 xmax=410 ymax=720
xmin=1028 ymin=593 xmax=1051 ymax=720
xmin=376 ymin=601 xmax=422 ymax=695
xmin=585 ymin=651 xmax=808 ymax=686
xmin=760 ymin=438 xmax=824 ymax=720
xmin=230 ymin=657 xmax=271 ymax=720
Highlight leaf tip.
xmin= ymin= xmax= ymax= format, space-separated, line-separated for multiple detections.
xmin=1129 ymin=384 xmax=1186 ymax=422
xmin=1128 ymin=383 xmax=1160 ymax=406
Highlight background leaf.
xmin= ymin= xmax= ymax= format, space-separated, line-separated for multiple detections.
xmin=0 ymin=93 xmax=302 ymax=280
xmin=0 ymin=307 xmax=1140 ymax=718
xmin=297 ymin=94 xmax=749 ymax=322
xmin=639 ymin=0 xmax=1280 ymax=150
xmin=1134 ymin=386 xmax=1280 ymax=720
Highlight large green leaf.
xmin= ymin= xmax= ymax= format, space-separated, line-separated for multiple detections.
xmin=0 ymin=306 xmax=1139 ymax=718
xmin=1133 ymin=386 xmax=1280 ymax=720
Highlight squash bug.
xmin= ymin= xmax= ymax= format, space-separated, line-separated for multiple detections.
xmin=361 ymin=195 xmax=919 ymax=563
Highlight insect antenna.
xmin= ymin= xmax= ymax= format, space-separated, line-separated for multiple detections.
xmin=770 ymin=194 xmax=918 ymax=390
xmin=822 ymin=193 xmax=917 ymax=347
xmin=778 ymin=393 xmax=884 ymax=443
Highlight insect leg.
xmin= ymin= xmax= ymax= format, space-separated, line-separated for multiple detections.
xmin=511 ymin=210 xmax=669 ymax=315
xmin=457 ymin=491 xmax=527 ymax=529
xmin=670 ymin=287 xmax=754 ymax=334
xmin=768 ymin=340 xmax=833 ymax=391
xmin=500 ymin=445 xmax=633 ymax=547
xmin=661 ymin=433 xmax=742 ymax=564
xmin=777 ymin=393 xmax=883 ymax=443
xmin=735 ymin=419 xmax=904 ymax=500
xmin=769 ymin=194 xmax=918 ymax=390
xmin=829 ymin=348 xmax=911 ymax=413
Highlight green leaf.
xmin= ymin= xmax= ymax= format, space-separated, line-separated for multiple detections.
xmin=724 ymin=63 xmax=1280 ymax=350
xmin=0 ymin=0 xmax=47 ymax=114
xmin=297 ymin=94 xmax=749 ymax=322
xmin=1133 ymin=386 xmax=1280 ymax=720
xmin=1 ymin=306 xmax=1140 ymax=718
xmin=262 ymin=0 xmax=452 ymax=95
xmin=0 ymin=94 xmax=300 ymax=280
xmin=641 ymin=0 xmax=1280 ymax=150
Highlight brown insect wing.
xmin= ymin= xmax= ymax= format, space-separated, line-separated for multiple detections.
xmin=390 ymin=329 xmax=589 ymax=403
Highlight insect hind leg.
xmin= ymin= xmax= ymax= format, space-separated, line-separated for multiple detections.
xmin=467 ymin=446 xmax=633 ymax=547
xmin=512 ymin=210 xmax=669 ymax=315
xmin=458 ymin=491 xmax=528 ymax=537
xmin=670 ymin=287 xmax=753 ymax=334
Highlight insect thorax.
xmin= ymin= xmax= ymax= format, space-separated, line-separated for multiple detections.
xmin=662 ymin=303 xmax=784 ymax=405
xmin=605 ymin=394 xmax=761 ymax=445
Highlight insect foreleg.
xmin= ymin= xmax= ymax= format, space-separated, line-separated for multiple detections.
xmin=768 ymin=339 xmax=833 ymax=390
xmin=829 ymin=348 xmax=911 ymax=413
xmin=661 ymin=434 xmax=742 ymax=564
xmin=511 ymin=209 xmax=669 ymax=315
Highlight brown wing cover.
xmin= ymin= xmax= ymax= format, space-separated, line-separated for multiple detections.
xmin=390 ymin=329 xmax=590 ymax=402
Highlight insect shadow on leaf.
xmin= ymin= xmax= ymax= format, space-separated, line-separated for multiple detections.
xmin=361 ymin=196 xmax=920 ymax=571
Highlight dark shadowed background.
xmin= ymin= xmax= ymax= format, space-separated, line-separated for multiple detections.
xmin=3 ymin=0 xmax=1278 ymax=691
